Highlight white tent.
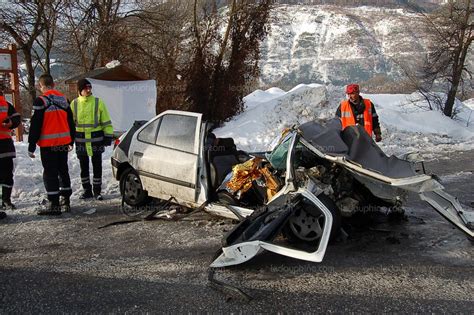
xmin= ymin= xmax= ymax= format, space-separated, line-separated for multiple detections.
xmin=87 ymin=78 xmax=157 ymax=131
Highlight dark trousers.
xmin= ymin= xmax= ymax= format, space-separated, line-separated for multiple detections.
xmin=0 ymin=157 xmax=14 ymax=202
xmin=40 ymin=146 xmax=72 ymax=204
xmin=78 ymin=153 xmax=102 ymax=195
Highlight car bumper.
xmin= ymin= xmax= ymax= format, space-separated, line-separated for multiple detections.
xmin=111 ymin=157 xmax=120 ymax=180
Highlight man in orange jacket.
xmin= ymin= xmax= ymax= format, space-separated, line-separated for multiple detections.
xmin=28 ymin=74 xmax=75 ymax=215
xmin=335 ymin=84 xmax=382 ymax=142
xmin=0 ymin=82 xmax=21 ymax=219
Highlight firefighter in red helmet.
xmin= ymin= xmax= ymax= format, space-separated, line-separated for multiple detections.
xmin=336 ymin=84 xmax=382 ymax=142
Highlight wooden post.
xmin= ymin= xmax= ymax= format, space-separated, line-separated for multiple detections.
xmin=9 ymin=44 xmax=22 ymax=141
xmin=0 ymin=44 xmax=22 ymax=141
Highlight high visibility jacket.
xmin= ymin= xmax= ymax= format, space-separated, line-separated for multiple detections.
xmin=33 ymin=90 xmax=72 ymax=147
xmin=340 ymin=99 xmax=373 ymax=136
xmin=0 ymin=96 xmax=12 ymax=140
xmin=0 ymin=96 xmax=21 ymax=159
xmin=71 ymin=95 xmax=113 ymax=156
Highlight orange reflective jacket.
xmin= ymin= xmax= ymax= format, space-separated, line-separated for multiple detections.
xmin=0 ymin=96 xmax=12 ymax=140
xmin=34 ymin=90 xmax=71 ymax=147
xmin=340 ymin=99 xmax=373 ymax=136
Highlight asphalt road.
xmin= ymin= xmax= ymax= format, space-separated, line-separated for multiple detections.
xmin=1 ymin=151 xmax=473 ymax=313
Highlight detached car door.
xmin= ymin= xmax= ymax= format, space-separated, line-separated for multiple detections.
xmin=131 ymin=111 xmax=202 ymax=204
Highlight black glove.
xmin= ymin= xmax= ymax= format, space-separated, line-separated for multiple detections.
xmin=102 ymin=136 xmax=113 ymax=147
xmin=374 ymin=128 xmax=382 ymax=142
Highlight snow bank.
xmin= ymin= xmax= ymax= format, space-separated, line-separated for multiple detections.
xmin=215 ymin=84 xmax=330 ymax=151
xmin=367 ymin=93 xmax=474 ymax=139
xmin=217 ymin=85 xmax=474 ymax=157
xmin=464 ymin=98 xmax=474 ymax=110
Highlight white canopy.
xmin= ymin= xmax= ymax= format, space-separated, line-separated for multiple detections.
xmin=87 ymin=78 xmax=157 ymax=131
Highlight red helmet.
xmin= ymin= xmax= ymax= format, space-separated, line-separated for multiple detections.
xmin=346 ymin=84 xmax=360 ymax=94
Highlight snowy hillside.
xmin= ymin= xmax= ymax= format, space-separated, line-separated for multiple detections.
xmin=259 ymin=5 xmax=473 ymax=87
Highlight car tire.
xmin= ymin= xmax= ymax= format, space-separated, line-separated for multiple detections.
xmin=216 ymin=190 xmax=239 ymax=206
xmin=283 ymin=194 xmax=341 ymax=244
xmin=119 ymin=168 xmax=149 ymax=207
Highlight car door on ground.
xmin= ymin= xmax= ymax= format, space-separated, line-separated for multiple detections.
xmin=131 ymin=112 xmax=202 ymax=204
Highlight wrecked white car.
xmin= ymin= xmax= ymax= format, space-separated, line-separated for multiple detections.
xmin=111 ymin=110 xmax=474 ymax=268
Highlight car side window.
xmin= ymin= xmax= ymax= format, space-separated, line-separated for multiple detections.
xmin=156 ymin=114 xmax=197 ymax=153
xmin=137 ymin=118 xmax=161 ymax=144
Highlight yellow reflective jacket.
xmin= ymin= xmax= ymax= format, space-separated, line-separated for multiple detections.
xmin=71 ymin=95 xmax=113 ymax=156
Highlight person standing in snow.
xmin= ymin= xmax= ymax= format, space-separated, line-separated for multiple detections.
xmin=0 ymin=82 xmax=21 ymax=218
xmin=28 ymin=74 xmax=76 ymax=215
xmin=335 ymin=84 xmax=382 ymax=142
xmin=71 ymin=79 xmax=113 ymax=200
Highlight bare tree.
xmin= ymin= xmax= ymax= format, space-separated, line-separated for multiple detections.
xmin=33 ymin=1 xmax=66 ymax=75
xmin=418 ymin=0 xmax=473 ymax=117
xmin=187 ymin=0 xmax=272 ymax=121
xmin=0 ymin=1 xmax=45 ymax=101
xmin=124 ymin=0 xmax=193 ymax=112
xmin=58 ymin=0 xmax=132 ymax=72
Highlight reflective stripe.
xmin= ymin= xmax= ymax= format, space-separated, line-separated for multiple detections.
xmin=33 ymin=105 xmax=45 ymax=110
xmin=341 ymin=112 xmax=352 ymax=118
xmin=76 ymin=123 xmax=97 ymax=128
xmin=100 ymin=120 xmax=111 ymax=126
xmin=74 ymin=97 xmax=100 ymax=128
xmin=10 ymin=112 xmax=20 ymax=117
xmin=0 ymin=152 xmax=15 ymax=158
xmin=73 ymin=99 xmax=78 ymax=125
xmin=39 ymin=132 xmax=71 ymax=140
xmin=94 ymin=97 xmax=99 ymax=128
xmin=0 ymin=131 xmax=11 ymax=135
xmin=0 ymin=184 xmax=13 ymax=188
xmin=76 ymin=136 xmax=104 ymax=143
xmin=93 ymin=178 xmax=102 ymax=183
xmin=59 ymin=187 xmax=71 ymax=191
xmin=47 ymin=191 xmax=60 ymax=195
xmin=0 ymin=108 xmax=7 ymax=113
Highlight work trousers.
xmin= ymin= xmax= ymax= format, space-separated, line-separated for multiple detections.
xmin=78 ymin=153 xmax=102 ymax=195
xmin=0 ymin=157 xmax=14 ymax=202
xmin=40 ymin=146 xmax=72 ymax=204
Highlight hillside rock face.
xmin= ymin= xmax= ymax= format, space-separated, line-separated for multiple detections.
xmin=259 ymin=5 xmax=442 ymax=87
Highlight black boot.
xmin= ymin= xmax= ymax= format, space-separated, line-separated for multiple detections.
xmin=0 ymin=211 xmax=6 ymax=220
xmin=60 ymin=196 xmax=71 ymax=212
xmin=93 ymin=184 xmax=102 ymax=201
xmin=2 ymin=186 xmax=15 ymax=210
xmin=79 ymin=189 xmax=93 ymax=200
xmin=1 ymin=201 xmax=16 ymax=210
xmin=37 ymin=200 xmax=61 ymax=215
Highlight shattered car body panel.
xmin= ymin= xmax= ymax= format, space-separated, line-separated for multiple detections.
xmin=112 ymin=110 xmax=474 ymax=268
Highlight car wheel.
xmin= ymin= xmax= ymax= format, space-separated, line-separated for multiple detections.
xmin=284 ymin=194 xmax=341 ymax=243
xmin=120 ymin=168 xmax=149 ymax=208
xmin=217 ymin=191 xmax=238 ymax=205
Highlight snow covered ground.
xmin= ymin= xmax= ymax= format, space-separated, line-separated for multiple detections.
xmin=8 ymin=84 xmax=474 ymax=207
xmin=11 ymin=144 xmax=119 ymax=207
